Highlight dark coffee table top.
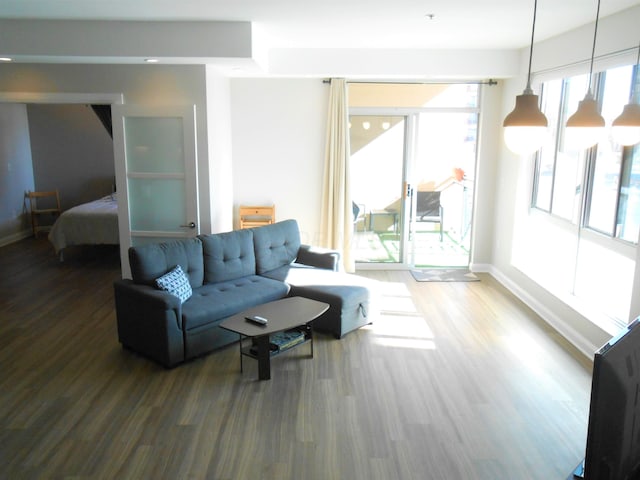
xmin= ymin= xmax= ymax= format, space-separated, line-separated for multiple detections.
xmin=220 ymin=296 xmax=329 ymax=337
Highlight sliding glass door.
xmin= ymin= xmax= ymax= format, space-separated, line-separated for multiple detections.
xmin=408 ymin=112 xmax=477 ymax=267
xmin=350 ymin=115 xmax=408 ymax=264
xmin=348 ymin=83 xmax=480 ymax=269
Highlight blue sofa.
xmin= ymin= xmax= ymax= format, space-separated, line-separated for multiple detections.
xmin=113 ymin=219 xmax=373 ymax=367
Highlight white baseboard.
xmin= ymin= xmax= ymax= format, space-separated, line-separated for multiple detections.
xmin=0 ymin=229 xmax=32 ymax=247
xmin=487 ymin=265 xmax=599 ymax=359
xmin=469 ymin=262 xmax=491 ymax=273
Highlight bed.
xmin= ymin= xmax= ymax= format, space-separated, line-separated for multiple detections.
xmin=48 ymin=194 xmax=119 ymax=259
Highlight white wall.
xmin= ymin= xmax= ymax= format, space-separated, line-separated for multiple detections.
xmin=205 ymin=68 xmax=234 ymax=233
xmin=267 ymin=48 xmax=519 ymax=79
xmin=488 ymin=6 xmax=640 ymax=357
xmin=230 ymin=78 xmax=329 ymax=245
xmin=228 ymin=76 xmax=502 ymax=279
xmin=470 ymin=81 xmax=504 ymax=270
xmin=0 ymin=63 xmax=214 ymax=234
xmin=532 ymin=5 xmax=640 ymax=78
xmin=0 ymin=19 xmax=252 ymax=63
xmin=0 ymin=103 xmax=34 ymax=245
xmin=27 ymin=104 xmax=114 ymax=210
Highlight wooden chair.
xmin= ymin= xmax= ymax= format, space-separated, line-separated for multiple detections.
xmin=239 ymin=205 xmax=275 ymax=229
xmin=27 ymin=190 xmax=61 ymax=237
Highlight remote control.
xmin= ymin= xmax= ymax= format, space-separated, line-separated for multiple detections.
xmin=245 ymin=315 xmax=268 ymax=325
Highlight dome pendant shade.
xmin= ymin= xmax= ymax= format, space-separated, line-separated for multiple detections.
xmin=502 ymin=0 xmax=548 ymax=155
xmin=503 ymin=90 xmax=549 ymax=154
xmin=611 ymin=103 xmax=640 ymax=146
xmin=565 ymin=93 xmax=605 ymax=149
xmin=566 ymin=93 xmax=605 ymax=128
xmin=503 ymin=90 xmax=548 ymax=127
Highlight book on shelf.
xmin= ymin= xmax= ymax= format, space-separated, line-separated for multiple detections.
xmin=270 ymin=329 xmax=306 ymax=351
xmin=249 ymin=328 xmax=306 ymax=355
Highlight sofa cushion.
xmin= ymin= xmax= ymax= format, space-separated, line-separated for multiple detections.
xmin=181 ymin=276 xmax=289 ymax=331
xmin=262 ymin=264 xmax=374 ymax=338
xmin=199 ymin=229 xmax=256 ymax=283
xmin=155 ymin=265 xmax=193 ymax=303
xmin=252 ymin=219 xmax=301 ymax=274
xmin=263 ymin=263 xmax=374 ymax=291
xmin=129 ymin=238 xmax=204 ymax=288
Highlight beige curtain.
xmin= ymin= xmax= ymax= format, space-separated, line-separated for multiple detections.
xmin=320 ymin=78 xmax=354 ymax=272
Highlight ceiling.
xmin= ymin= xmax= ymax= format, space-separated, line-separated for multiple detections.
xmin=1 ymin=0 xmax=639 ymax=51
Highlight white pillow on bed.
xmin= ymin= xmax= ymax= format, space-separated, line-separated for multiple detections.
xmin=155 ymin=265 xmax=192 ymax=303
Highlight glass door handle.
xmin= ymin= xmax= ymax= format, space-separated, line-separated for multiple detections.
xmin=180 ymin=222 xmax=196 ymax=229
xmin=404 ymin=182 xmax=413 ymax=198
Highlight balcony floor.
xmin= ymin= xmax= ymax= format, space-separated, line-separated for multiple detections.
xmin=353 ymin=228 xmax=469 ymax=267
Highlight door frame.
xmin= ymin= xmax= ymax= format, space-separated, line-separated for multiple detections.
xmin=0 ymin=93 xmax=201 ymax=279
xmin=0 ymin=91 xmax=124 ymax=245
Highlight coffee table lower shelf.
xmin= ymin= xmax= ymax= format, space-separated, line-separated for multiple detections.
xmin=237 ymin=324 xmax=313 ymax=379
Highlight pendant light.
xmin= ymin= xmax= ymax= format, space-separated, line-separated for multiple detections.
xmin=565 ymin=0 xmax=605 ymax=150
xmin=611 ymin=41 xmax=640 ymax=146
xmin=503 ymin=0 xmax=548 ymax=155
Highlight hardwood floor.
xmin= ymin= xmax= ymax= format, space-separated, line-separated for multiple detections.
xmin=0 ymin=238 xmax=593 ymax=479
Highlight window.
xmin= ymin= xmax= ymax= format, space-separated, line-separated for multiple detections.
xmin=585 ymin=66 xmax=633 ymax=235
xmin=533 ymin=79 xmax=561 ymax=212
xmin=617 ymin=146 xmax=640 ymax=242
xmin=533 ymin=65 xmax=639 ymax=244
xmin=524 ymin=63 xmax=639 ymax=328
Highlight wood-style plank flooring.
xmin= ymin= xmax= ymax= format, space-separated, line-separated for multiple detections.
xmin=0 ymin=237 xmax=593 ymax=479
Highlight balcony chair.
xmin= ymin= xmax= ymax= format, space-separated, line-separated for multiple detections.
xmin=415 ymin=191 xmax=443 ymax=241
xmin=352 ymin=201 xmax=367 ymax=232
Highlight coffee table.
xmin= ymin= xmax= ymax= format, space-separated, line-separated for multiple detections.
xmin=220 ymin=296 xmax=329 ymax=380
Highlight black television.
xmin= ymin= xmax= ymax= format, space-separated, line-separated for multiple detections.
xmin=572 ymin=317 xmax=640 ymax=480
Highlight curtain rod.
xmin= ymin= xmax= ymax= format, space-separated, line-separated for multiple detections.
xmin=322 ymin=79 xmax=497 ymax=86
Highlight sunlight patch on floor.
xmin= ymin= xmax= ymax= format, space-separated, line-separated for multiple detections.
xmin=374 ymin=336 xmax=437 ymax=349
xmin=504 ymin=332 xmax=546 ymax=376
xmin=365 ymin=280 xmax=437 ymax=349
xmin=370 ymin=313 xmax=437 ymax=350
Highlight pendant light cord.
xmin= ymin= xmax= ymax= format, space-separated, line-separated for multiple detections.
xmin=587 ymin=0 xmax=601 ymax=94
xmin=525 ymin=0 xmax=538 ymax=92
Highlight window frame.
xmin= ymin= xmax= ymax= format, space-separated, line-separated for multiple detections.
xmin=532 ymin=67 xmax=639 ymax=246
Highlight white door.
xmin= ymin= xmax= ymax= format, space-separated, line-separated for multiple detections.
xmin=112 ymin=105 xmax=199 ymax=278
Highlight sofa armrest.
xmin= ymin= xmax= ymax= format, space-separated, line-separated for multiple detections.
xmin=113 ymin=279 xmax=185 ymax=367
xmin=114 ymin=280 xmax=182 ymax=321
xmin=296 ymin=244 xmax=340 ymax=271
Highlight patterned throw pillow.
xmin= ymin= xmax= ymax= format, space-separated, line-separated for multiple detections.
xmin=155 ymin=265 xmax=192 ymax=304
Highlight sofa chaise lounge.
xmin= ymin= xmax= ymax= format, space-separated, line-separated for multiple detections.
xmin=113 ymin=219 xmax=374 ymax=367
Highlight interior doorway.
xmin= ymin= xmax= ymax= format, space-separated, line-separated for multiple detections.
xmin=348 ymin=83 xmax=479 ymax=269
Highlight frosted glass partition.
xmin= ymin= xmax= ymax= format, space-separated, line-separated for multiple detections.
xmin=131 ymin=236 xmax=182 ymax=247
xmin=128 ymin=178 xmax=185 ymax=232
xmin=124 ymin=117 xmax=184 ymax=174
xmin=113 ymin=103 xmax=197 ymax=280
